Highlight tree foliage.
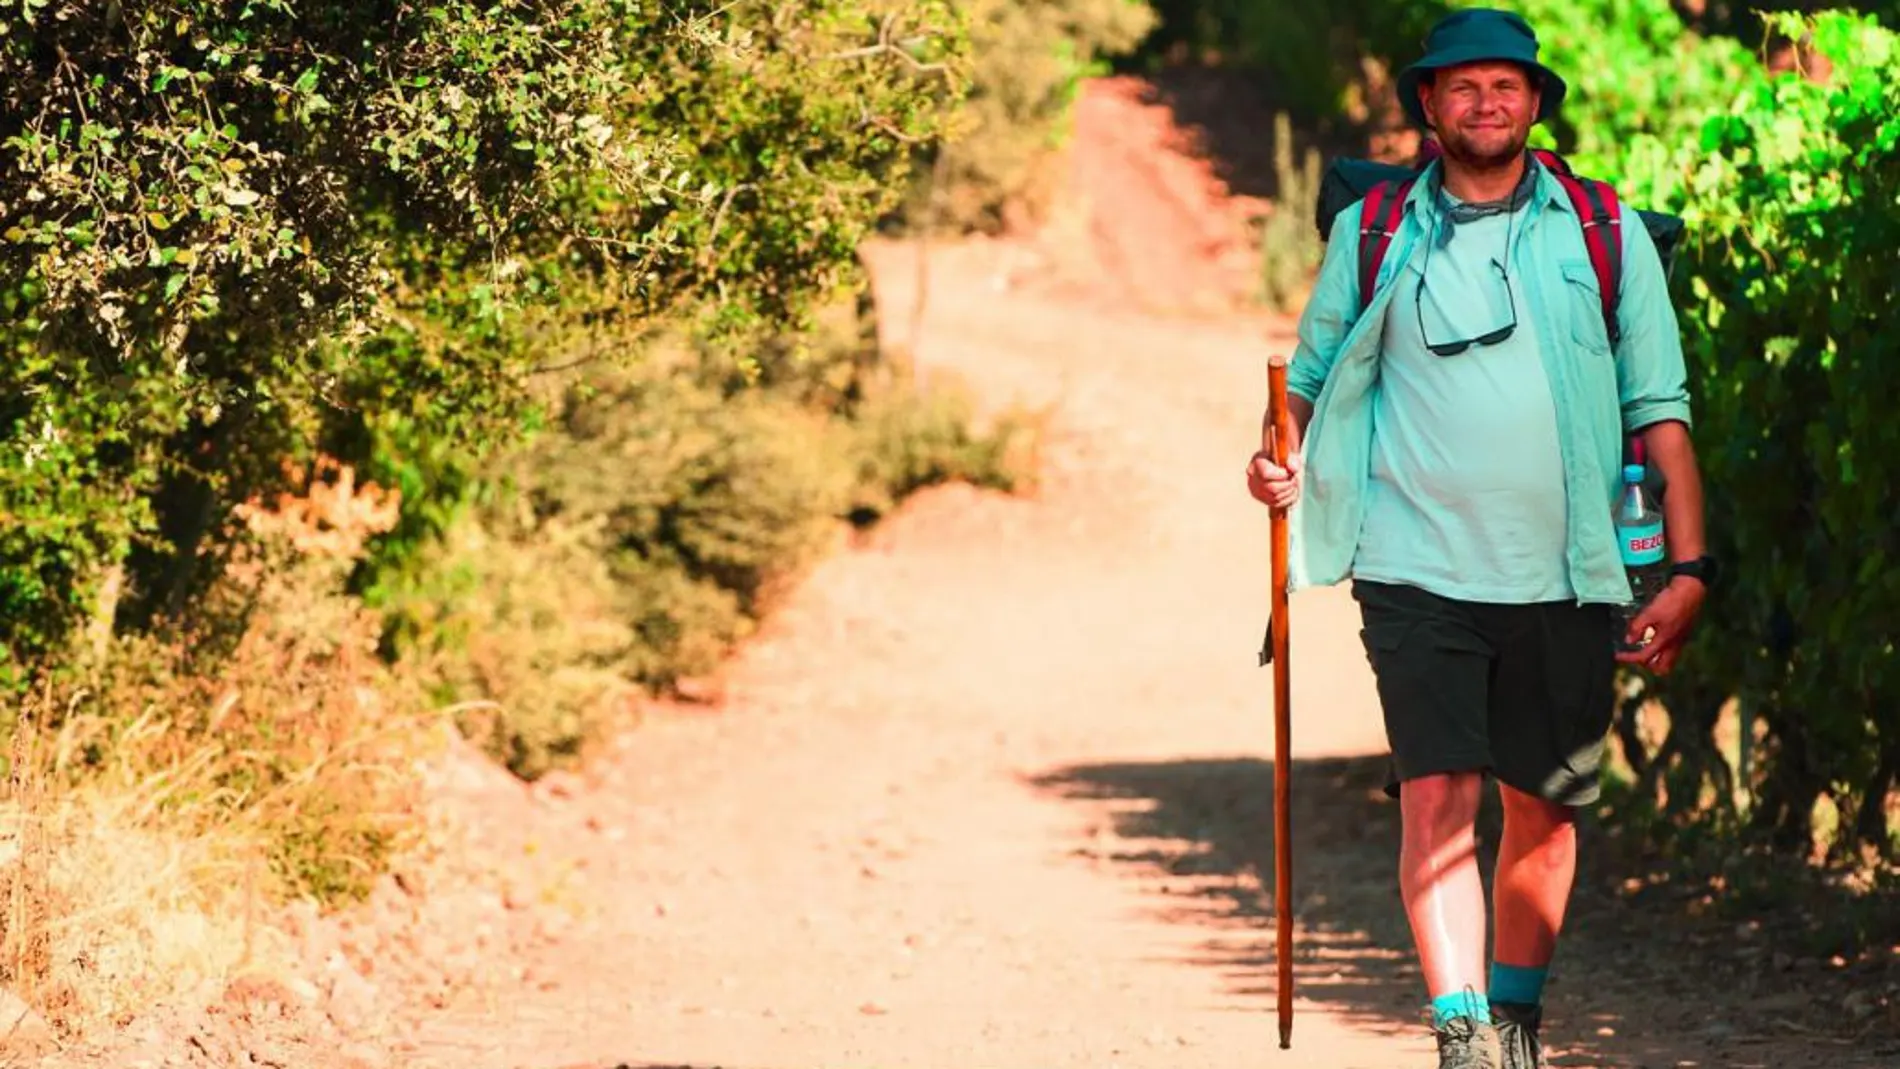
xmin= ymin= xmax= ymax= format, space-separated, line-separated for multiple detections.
xmin=1614 ymin=10 xmax=1900 ymax=863
xmin=1489 ymin=0 xmax=1755 ymax=174
xmin=0 ymin=0 xmax=970 ymax=675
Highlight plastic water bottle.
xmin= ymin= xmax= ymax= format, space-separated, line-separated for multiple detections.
xmin=1613 ymin=463 xmax=1668 ymax=652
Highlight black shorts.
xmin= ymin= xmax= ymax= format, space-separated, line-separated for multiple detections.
xmin=1351 ymin=580 xmax=1616 ymax=807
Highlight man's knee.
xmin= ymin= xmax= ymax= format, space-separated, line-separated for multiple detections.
xmin=1400 ymin=771 xmax=1484 ymax=843
xmin=1499 ymin=783 xmax=1579 ymax=835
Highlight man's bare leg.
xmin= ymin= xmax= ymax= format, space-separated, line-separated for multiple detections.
xmin=1399 ymin=771 xmax=1489 ymax=1021
xmin=1491 ymin=784 xmax=1577 ymax=999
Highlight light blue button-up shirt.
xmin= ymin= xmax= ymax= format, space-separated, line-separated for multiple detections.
xmin=1285 ymin=157 xmax=1693 ymax=606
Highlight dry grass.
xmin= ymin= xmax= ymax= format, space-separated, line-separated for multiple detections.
xmin=0 ymin=459 xmax=438 ymax=1041
xmin=0 ymin=746 xmax=288 ymax=1036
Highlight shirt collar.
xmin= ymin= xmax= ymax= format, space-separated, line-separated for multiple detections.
xmin=1403 ymin=154 xmax=1571 ymax=226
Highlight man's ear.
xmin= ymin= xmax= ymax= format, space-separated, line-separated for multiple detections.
xmin=1416 ymin=81 xmax=1438 ymax=130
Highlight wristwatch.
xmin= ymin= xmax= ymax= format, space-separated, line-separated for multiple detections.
xmin=1669 ymin=554 xmax=1720 ymax=590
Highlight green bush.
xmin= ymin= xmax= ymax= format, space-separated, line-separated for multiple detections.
xmin=0 ymin=0 xmax=970 ymax=680
xmin=380 ymin=307 xmax=1038 ymax=781
xmin=339 ymin=0 xmax=979 ymax=621
xmin=0 ymin=0 xmax=667 ymax=671
xmin=1610 ymin=11 xmax=1900 ymax=865
xmin=1441 ymin=0 xmax=1755 ymax=175
xmin=371 ymin=337 xmax=845 ymax=779
xmin=366 ymin=491 xmax=649 ymax=784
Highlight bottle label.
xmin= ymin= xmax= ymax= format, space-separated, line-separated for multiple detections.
xmin=1619 ymin=521 xmax=1666 ymax=566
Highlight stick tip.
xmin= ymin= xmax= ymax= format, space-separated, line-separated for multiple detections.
xmin=1267 ymin=351 xmax=1292 ymax=369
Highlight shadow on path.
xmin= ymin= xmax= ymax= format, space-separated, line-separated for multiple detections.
xmin=1029 ymin=754 xmax=1900 ymax=1069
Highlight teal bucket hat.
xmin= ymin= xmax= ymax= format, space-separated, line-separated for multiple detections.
xmin=1396 ymin=8 xmax=1567 ymax=129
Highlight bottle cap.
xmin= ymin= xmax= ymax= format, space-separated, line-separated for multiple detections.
xmin=1623 ymin=464 xmax=1646 ymax=484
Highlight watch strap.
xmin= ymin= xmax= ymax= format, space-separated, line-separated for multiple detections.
xmin=1669 ymin=555 xmax=1718 ymax=587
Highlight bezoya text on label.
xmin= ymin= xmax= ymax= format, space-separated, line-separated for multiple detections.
xmin=1621 ymin=523 xmax=1665 ymax=565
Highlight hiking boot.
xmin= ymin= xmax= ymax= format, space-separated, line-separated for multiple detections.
xmin=1493 ymin=1001 xmax=1546 ymax=1069
xmin=1434 ymin=1014 xmax=1502 ymax=1069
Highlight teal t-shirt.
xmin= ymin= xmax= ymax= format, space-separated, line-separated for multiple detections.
xmin=1351 ymin=197 xmax=1573 ymax=603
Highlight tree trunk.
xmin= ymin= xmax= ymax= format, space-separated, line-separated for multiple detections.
xmin=1752 ymin=704 xmax=1824 ymax=855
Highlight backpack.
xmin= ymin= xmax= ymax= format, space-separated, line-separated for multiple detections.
xmin=1313 ymin=143 xmax=1685 ymax=349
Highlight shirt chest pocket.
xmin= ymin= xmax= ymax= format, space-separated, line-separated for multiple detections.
xmin=1558 ymin=259 xmax=1614 ymax=356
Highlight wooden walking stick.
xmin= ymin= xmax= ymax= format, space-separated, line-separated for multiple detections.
xmin=1259 ymin=353 xmax=1296 ymax=1049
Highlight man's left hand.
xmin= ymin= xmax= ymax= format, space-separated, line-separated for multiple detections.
xmin=1615 ymin=576 xmax=1707 ymax=675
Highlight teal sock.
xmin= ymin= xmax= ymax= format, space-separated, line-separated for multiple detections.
xmin=1489 ymin=962 xmax=1548 ymax=1007
xmin=1429 ymin=989 xmax=1491 ymax=1030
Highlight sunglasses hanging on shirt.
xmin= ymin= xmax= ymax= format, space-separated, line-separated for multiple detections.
xmin=1417 ymin=253 xmax=1518 ymax=357
xmin=1415 ymin=161 xmax=1534 ymax=358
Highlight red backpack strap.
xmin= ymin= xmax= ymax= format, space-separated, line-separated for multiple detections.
xmin=1541 ymin=154 xmax=1625 ymax=346
xmin=1356 ymin=178 xmax=1415 ymax=313
xmin=1530 ymin=147 xmax=1573 ymax=178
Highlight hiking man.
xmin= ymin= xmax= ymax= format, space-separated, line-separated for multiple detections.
xmin=1244 ymin=9 xmax=1716 ymax=1068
